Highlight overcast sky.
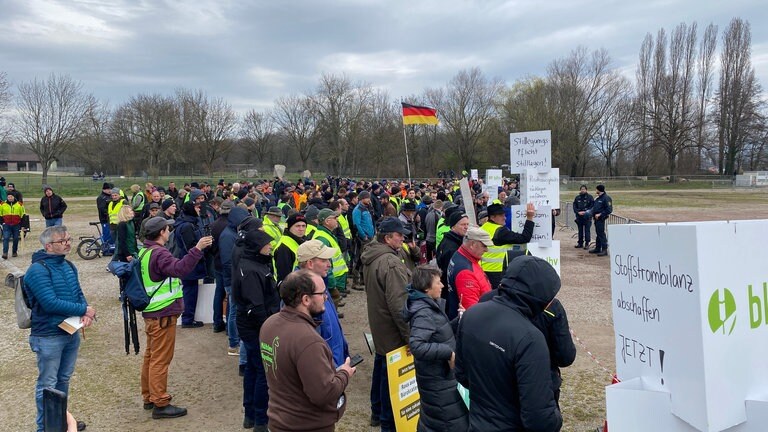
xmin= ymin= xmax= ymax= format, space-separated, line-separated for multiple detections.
xmin=1 ymin=0 xmax=766 ymax=113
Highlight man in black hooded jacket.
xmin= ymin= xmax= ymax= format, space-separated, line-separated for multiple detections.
xmin=455 ymin=255 xmax=563 ymax=431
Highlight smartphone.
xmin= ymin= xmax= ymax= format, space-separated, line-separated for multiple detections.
xmin=350 ymin=353 xmax=365 ymax=367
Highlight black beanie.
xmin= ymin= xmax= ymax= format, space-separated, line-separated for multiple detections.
xmin=447 ymin=211 xmax=468 ymax=228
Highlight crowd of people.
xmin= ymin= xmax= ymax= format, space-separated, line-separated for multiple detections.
xmin=23 ymin=174 xmax=618 ymax=431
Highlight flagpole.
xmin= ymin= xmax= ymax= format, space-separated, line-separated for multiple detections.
xmin=403 ymin=124 xmax=412 ymax=184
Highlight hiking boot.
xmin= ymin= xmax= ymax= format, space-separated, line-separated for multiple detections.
xmin=1 ymin=255 xmax=6 ymax=260
xmin=143 ymin=402 xmax=155 ymax=410
xmin=243 ymin=416 xmax=255 ymax=428
xmin=254 ymin=425 xmax=269 ymax=432
xmin=152 ymin=404 xmax=187 ymax=419
xmin=76 ymin=420 xmax=86 ymax=431
xmin=352 ymin=284 xmax=365 ymax=291
xmin=370 ymin=414 xmax=381 ymax=427
xmin=574 ymin=244 xmax=583 ymax=248
xmin=12 ymin=252 xmax=17 ymax=257
xmin=597 ymin=250 xmax=608 ymax=257
xmin=227 ymin=346 xmax=240 ymax=356
xmin=337 ymin=312 xmax=345 ymax=319
xmin=588 ymin=249 xmax=600 ymax=254
xmin=212 ymin=323 xmax=226 ymax=333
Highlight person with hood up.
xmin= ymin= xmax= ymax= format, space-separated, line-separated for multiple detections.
xmin=39 ymin=185 xmax=67 ymax=227
xmin=173 ymin=201 xmax=207 ymax=328
xmin=361 ymin=217 xmax=412 ymax=431
xmin=455 ymin=255 xmax=563 ymax=432
xmin=403 ymin=265 xmax=468 ymax=432
xmin=232 ymin=225 xmax=279 ymax=431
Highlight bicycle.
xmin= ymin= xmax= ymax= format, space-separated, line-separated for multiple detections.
xmin=77 ymin=222 xmax=105 ymax=260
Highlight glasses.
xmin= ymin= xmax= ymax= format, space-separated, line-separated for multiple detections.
xmin=49 ymin=237 xmax=72 ymax=245
xmin=308 ymin=291 xmax=328 ymax=298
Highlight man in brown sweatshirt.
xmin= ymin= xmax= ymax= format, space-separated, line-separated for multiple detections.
xmin=259 ymin=270 xmax=357 ymax=432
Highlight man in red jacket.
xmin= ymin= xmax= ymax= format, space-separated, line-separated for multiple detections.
xmin=448 ymin=227 xmax=494 ymax=312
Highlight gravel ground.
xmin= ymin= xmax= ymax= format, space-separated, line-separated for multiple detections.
xmin=3 ymin=195 xmax=765 ymax=431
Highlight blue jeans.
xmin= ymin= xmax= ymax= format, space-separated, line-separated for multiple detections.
xmin=181 ymin=279 xmax=199 ymax=325
xmin=213 ymin=270 xmax=225 ymax=327
xmin=29 ymin=333 xmax=81 ymax=432
xmin=241 ymin=339 xmax=268 ymax=425
xmin=371 ymin=353 xmax=395 ymax=431
xmin=223 ymin=285 xmax=240 ymax=349
xmin=45 ymin=218 xmax=63 ymax=227
xmin=3 ymin=223 xmax=20 ymax=255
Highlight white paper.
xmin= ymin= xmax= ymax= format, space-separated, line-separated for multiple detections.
xmin=509 ymin=130 xmax=552 ymax=172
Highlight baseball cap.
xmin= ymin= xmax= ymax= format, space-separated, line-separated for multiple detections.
xmin=318 ymin=208 xmax=339 ymax=223
xmin=378 ymin=217 xmax=410 ymax=235
xmin=144 ymin=217 xmax=174 ymax=236
xmin=297 ymin=239 xmax=337 ymax=262
xmin=465 ymin=226 xmax=494 ymax=247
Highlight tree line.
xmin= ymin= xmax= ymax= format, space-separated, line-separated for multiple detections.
xmin=0 ymin=18 xmax=764 ymax=183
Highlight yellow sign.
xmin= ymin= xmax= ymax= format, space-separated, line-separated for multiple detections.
xmin=386 ymin=346 xmax=420 ymax=431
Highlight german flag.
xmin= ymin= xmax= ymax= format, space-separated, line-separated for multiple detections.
xmin=402 ymin=102 xmax=439 ymax=125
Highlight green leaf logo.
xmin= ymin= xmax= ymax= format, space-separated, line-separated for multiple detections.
xmin=708 ymin=288 xmax=737 ymax=335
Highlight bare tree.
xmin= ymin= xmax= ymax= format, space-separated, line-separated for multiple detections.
xmin=272 ymin=94 xmax=319 ymax=168
xmin=69 ymin=100 xmax=112 ymax=173
xmin=716 ymin=18 xmax=762 ymax=175
xmin=111 ymin=94 xmax=180 ymax=177
xmin=15 ymin=74 xmax=96 ymax=184
xmin=695 ymin=24 xmax=718 ymax=170
xmin=426 ymin=68 xmax=503 ymax=171
xmin=357 ymin=91 xmax=400 ymax=177
xmin=310 ymin=73 xmax=372 ymax=175
xmin=547 ymin=47 xmax=627 ymax=176
xmin=177 ymin=89 xmax=237 ymax=176
xmin=241 ymin=109 xmax=276 ymax=166
xmin=591 ymin=79 xmax=635 ymax=176
xmin=0 ymin=72 xmax=11 ymax=142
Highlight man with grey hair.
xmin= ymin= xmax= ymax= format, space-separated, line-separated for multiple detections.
xmin=25 ymin=226 xmax=94 ymax=432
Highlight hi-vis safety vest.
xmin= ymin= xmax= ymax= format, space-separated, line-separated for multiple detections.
xmin=312 ymin=228 xmax=348 ymax=278
xmin=479 ymin=221 xmax=525 ymax=273
xmin=108 ymin=200 xmax=124 ymax=225
xmin=435 ymin=218 xmax=449 ymax=247
xmin=140 ymin=248 xmax=182 ymax=313
xmin=262 ymin=217 xmax=282 ymax=252
xmin=338 ymin=214 xmax=352 ymax=240
xmin=305 ymin=224 xmax=317 ymax=240
xmin=389 ymin=196 xmax=401 ymax=213
xmin=274 ymin=235 xmax=300 ymax=282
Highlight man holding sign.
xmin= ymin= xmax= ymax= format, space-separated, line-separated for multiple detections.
xmin=479 ymin=203 xmax=536 ymax=289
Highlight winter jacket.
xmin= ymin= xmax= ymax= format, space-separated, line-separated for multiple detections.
xmin=24 ymin=251 xmax=87 ymax=337
xmin=231 ymin=235 xmax=280 ymax=342
xmin=315 ymin=273 xmax=350 ymax=368
xmin=116 ymin=221 xmax=138 ymax=262
xmin=448 ymin=245 xmax=492 ymax=311
xmin=403 ymin=287 xmax=469 ymax=432
xmin=361 ymin=241 xmax=411 ymax=355
xmin=209 ymin=212 xmax=228 ymax=271
xmin=352 ymin=202 xmax=374 ymax=240
xmin=572 ymin=192 xmax=594 ymax=215
xmin=0 ymin=201 xmax=25 ymax=225
xmin=273 ymin=231 xmax=304 ymax=284
xmin=219 ymin=208 xmax=250 ymax=288
xmin=259 ymin=307 xmax=350 ymax=432
xmin=455 ymin=255 xmax=563 ymax=432
xmin=173 ymin=205 xmax=206 ymax=281
xmin=141 ymin=239 xmax=204 ymax=319
xmin=591 ymin=192 xmax=613 ymax=220
xmin=40 ymin=193 xmax=67 ymax=220
xmin=436 ymin=230 xmax=464 ymax=320
xmin=97 ymin=191 xmax=111 ymax=224
xmin=424 ymin=208 xmax=441 ymax=243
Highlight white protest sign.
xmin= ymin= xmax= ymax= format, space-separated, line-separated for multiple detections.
xmin=521 ymin=168 xmax=559 ymax=210
xmin=510 ymin=130 xmax=552 ymax=172
xmin=459 ymin=178 xmax=476 ymax=226
xmin=526 ymin=241 xmax=560 ymax=275
xmin=608 ymin=220 xmax=768 ymax=432
xmin=511 ymin=205 xmax=552 ymax=247
xmin=470 ymin=169 xmax=478 ymax=180
xmin=486 ymin=169 xmax=503 ymax=202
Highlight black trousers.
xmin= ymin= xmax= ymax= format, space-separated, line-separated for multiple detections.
xmin=576 ymin=217 xmax=592 ymax=246
xmin=594 ymin=218 xmax=607 ymax=251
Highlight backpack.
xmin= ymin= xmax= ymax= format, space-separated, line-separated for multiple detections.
xmin=11 ymin=271 xmax=31 ymax=329
xmin=167 ymin=221 xmax=191 ymax=258
xmin=120 ymin=247 xmax=167 ymax=311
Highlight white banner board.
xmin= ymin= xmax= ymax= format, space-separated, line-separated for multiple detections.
xmin=470 ymin=169 xmax=478 ymax=180
xmin=511 ymin=205 xmax=552 ymax=247
xmin=608 ymin=220 xmax=768 ymax=432
xmin=486 ymin=169 xmax=503 ymax=202
xmin=521 ymin=168 xmax=560 ymax=210
xmin=510 ymin=130 xmax=552 ymax=172
xmin=526 ymin=240 xmax=560 ymax=275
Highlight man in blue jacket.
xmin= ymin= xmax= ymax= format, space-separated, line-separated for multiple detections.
xmin=297 ymin=240 xmax=349 ymax=367
xmin=25 ymin=226 xmax=95 ymax=432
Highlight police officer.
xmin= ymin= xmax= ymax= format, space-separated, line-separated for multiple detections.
xmin=573 ymin=185 xmax=594 ymax=250
xmin=589 ymin=184 xmax=612 ymax=257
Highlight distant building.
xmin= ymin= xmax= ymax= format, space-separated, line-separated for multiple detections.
xmin=0 ymin=153 xmax=43 ymax=171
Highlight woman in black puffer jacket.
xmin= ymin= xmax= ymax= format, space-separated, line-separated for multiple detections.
xmin=402 ymin=265 xmax=468 ymax=432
